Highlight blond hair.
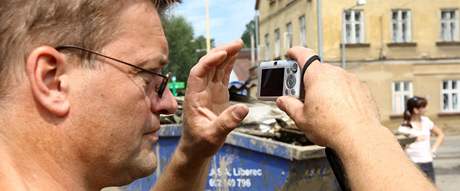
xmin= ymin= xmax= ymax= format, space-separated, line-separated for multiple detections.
xmin=0 ymin=0 xmax=179 ymax=98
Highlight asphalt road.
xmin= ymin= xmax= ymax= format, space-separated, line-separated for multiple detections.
xmin=434 ymin=135 xmax=460 ymax=191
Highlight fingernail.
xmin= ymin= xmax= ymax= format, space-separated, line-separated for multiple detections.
xmin=218 ymin=50 xmax=227 ymax=57
xmin=276 ymin=97 xmax=284 ymax=108
xmin=232 ymin=105 xmax=248 ymax=120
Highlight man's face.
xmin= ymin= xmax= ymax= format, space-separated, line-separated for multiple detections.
xmin=66 ymin=2 xmax=176 ymax=186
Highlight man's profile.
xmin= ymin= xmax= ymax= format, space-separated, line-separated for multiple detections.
xmin=0 ymin=0 xmax=249 ymax=190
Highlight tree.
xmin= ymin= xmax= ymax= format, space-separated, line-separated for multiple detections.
xmin=162 ymin=15 xmax=215 ymax=84
xmin=162 ymin=15 xmax=197 ymax=83
xmin=241 ymin=20 xmax=255 ymax=48
xmin=193 ymin=35 xmax=215 ymax=59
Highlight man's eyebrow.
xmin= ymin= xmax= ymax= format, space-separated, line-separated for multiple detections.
xmin=137 ymin=55 xmax=169 ymax=69
xmin=158 ymin=55 xmax=169 ymax=67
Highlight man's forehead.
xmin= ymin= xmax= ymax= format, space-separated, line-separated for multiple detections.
xmin=103 ymin=1 xmax=169 ymax=68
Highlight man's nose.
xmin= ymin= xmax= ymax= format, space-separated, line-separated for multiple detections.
xmin=150 ymin=88 xmax=178 ymax=115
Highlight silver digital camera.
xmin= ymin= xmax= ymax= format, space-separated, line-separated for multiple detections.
xmin=256 ymin=60 xmax=303 ymax=101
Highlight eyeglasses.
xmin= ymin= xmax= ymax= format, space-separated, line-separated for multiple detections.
xmin=55 ymin=45 xmax=171 ymax=98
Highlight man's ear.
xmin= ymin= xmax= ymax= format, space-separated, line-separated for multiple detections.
xmin=26 ymin=46 xmax=70 ymax=117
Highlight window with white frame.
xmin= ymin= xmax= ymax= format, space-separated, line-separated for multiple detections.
xmin=274 ymin=28 xmax=281 ymax=58
xmin=392 ymin=81 xmax=413 ymax=114
xmin=264 ymin=33 xmax=270 ymax=60
xmin=441 ymin=9 xmax=459 ymax=42
xmin=442 ymin=80 xmax=460 ymax=112
xmin=392 ymin=10 xmax=412 ymax=43
xmin=299 ymin=15 xmax=307 ymax=47
xmin=343 ymin=10 xmax=364 ymax=44
xmin=285 ymin=22 xmax=293 ymax=49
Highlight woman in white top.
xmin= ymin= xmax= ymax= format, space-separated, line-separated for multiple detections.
xmin=398 ymin=96 xmax=445 ymax=183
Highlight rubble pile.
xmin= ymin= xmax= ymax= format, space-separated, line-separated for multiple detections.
xmin=160 ymin=97 xmax=313 ymax=146
xmin=160 ymin=97 xmax=184 ymax=124
xmin=236 ymin=101 xmax=313 ymax=146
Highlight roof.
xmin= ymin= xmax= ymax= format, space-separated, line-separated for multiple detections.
xmin=232 ymin=48 xmax=254 ymax=81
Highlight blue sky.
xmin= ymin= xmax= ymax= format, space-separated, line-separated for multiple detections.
xmin=170 ymin=0 xmax=257 ymax=46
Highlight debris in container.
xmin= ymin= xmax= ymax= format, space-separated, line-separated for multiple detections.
xmin=160 ymin=95 xmax=415 ymax=147
xmin=160 ymin=97 xmax=184 ymax=124
xmin=160 ymin=95 xmax=314 ymax=146
xmin=233 ymin=100 xmax=314 ymax=146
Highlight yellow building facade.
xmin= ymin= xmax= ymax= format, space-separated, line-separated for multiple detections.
xmin=256 ymin=0 xmax=460 ymax=132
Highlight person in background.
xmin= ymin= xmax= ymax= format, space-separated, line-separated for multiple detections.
xmin=398 ymin=96 xmax=445 ymax=183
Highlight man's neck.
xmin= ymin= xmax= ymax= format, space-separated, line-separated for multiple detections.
xmin=0 ymin=141 xmax=65 ymax=190
xmin=0 ymin=117 xmax=94 ymax=191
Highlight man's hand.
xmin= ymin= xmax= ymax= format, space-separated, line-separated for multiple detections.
xmin=276 ymin=47 xmax=380 ymax=149
xmin=152 ymin=40 xmax=249 ymax=191
xmin=180 ymin=39 xmax=249 ymax=159
xmin=275 ymin=47 xmax=436 ymax=191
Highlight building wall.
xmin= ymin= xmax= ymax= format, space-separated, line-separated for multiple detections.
xmin=258 ymin=0 xmax=317 ymax=60
xmin=349 ymin=61 xmax=460 ymax=132
xmin=256 ymin=0 xmax=460 ymax=132
xmin=321 ymin=0 xmax=460 ymax=62
xmin=258 ymin=0 xmax=460 ymax=61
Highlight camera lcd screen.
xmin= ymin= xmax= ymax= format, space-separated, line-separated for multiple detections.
xmin=260 ymin=68 xmax=284 ymax=96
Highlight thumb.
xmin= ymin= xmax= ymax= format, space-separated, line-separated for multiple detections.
xmin=276 ymin=96 xmax=304 ymax=122
xmin=212 ymin=104 xmax=249 ymax=136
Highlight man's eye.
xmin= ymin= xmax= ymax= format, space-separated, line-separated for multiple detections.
xmin=136 ymin=70 xmax=164 ymax=95
xmin=136 ymin=72 xmax=151 ymax=85
xmin=143 ymin=76 xmax=152 ymax=84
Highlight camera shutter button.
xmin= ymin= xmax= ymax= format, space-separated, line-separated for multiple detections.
xmin=291 ymin=63 xmax=298 ymax=73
